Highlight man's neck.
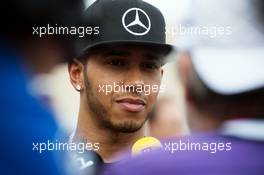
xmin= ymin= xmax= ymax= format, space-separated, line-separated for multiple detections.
xmin=187 ymin=103 xmax=223 ymax=132
xmin=75 ymin=106 xmax=145 ymax=163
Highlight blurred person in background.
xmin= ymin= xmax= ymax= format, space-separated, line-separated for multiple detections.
xmin=68 ymin=0 xmax=172 ymax=174
xmin=102 ymin=0 xmax=264 ymax=174
xmin=149 ymin=97 xmax=183 ymax=139
xmin=0 ymin=0 xmax=84 ymax=174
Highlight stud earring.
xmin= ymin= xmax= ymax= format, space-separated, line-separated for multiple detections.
xmin=76 ymin=84 xmax=81 ymax=91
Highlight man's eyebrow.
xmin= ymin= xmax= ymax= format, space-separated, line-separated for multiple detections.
xmin=143 ymin=53 xmax=163 ymax=62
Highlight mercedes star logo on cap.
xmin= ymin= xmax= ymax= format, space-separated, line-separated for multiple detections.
xmin=122 ymin=8 xmax=151 ymax=36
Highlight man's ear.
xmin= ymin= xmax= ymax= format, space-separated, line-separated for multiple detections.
xmin=68 ymin=59 xmax=84 ymax=91
xmin=177 ymin=52 xmax=193 ymax=102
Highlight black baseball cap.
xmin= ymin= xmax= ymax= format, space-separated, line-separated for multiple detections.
xmin=77 ymin=0 xmax=173 ymax=57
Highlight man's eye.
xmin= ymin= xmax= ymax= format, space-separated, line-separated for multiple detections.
xmin=141 ymin=62 xmax=159 ymax=70
xmin=107 ymin=59 xmax=126 ymax=67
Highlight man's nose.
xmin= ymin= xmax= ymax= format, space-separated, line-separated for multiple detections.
xmin=124 ymin=68 xmax=145 ymax=93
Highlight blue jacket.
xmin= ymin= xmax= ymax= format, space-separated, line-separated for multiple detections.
xmin=0 ymin=49 xmax=64 ymax=175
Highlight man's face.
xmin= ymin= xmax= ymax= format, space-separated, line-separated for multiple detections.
xmin=82 ymin=45 xmax=163 ymax=133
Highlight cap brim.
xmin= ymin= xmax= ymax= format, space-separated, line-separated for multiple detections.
xmin=80 ymin=40 xmax=173 ymax=58
xmin=191 ymin=47 xmax=264 ymax=95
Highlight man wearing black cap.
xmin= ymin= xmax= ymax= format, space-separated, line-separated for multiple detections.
xmin=68 ymin=0 xmax=172 ymax=172
xmin=103 ymin=0 xmax=264 ymax=174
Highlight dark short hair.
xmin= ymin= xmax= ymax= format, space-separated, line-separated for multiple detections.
xmin=1 ymin=0 xmax=84 ymax=37
xmin=188 ymin=64 xmax=264 ymax=119
xmin=254 ymin=0 xmax=264 ymax=31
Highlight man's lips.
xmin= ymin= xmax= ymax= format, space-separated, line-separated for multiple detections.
xmin=115 ymin=97 xmax=146 ymax=112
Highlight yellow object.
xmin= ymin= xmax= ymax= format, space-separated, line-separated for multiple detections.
xmin=131 ymin=137 xmax=162 ymax=156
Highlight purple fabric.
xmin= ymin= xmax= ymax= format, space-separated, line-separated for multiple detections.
xmin=102 ymin=133 xmax=264 ymax=175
